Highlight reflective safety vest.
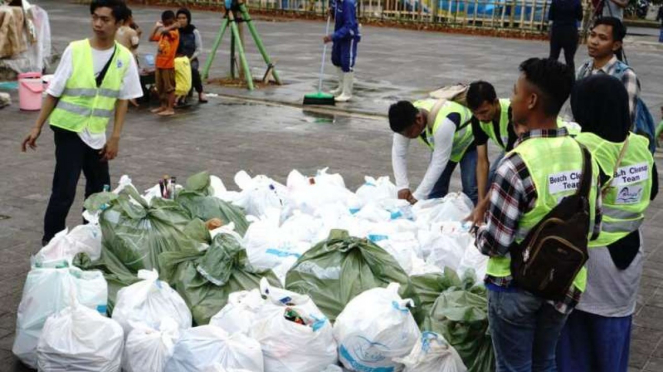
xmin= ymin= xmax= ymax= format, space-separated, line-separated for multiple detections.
xmin=49 ymin=39 xmax=132 ymax=134
xmin=476 ymin=98 xmax=511 ymax=151
xmin=485 ymin=136 xmax=599 ymax=292
xmin=414 ymin=99 xmax=474 ymax=163
xmin=576 ymin=132 xmax=653 ymax=247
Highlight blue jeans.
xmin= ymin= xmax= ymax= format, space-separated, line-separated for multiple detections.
xmin=428 ymin=147 xmax=478 ymax=205
xmin=556 ymin=310 xmax=632 ymax=372
xmin=488 ymin=289 xmax=570 ymax=372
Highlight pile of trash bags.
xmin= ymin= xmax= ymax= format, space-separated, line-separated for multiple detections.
xmin=12 ymin=168 xmax=494 ymax=371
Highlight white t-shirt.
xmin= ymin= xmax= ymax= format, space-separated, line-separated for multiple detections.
xmin=47 ymin=40 xmax=143 ymax=149
xmin=391 ymin=117 xmax=456 ymax=200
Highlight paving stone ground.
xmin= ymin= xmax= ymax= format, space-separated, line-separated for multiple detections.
xmin=1 ymin=1 xmax=663 ymax=370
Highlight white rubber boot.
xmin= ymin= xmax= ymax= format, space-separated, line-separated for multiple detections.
xmin=329 ymin=67 xmax=344 ymax=96
xmin=335 ymin=72 xmax=354 ymax=102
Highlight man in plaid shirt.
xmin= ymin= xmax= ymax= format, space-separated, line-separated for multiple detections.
xmin=475 ymin=58 xmax=602 ymax=371
xmin=577 ymin=17 xmax=638 ymax=124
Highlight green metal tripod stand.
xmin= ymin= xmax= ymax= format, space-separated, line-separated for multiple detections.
xmin=201 ymin=1 xmax=281 ymax=90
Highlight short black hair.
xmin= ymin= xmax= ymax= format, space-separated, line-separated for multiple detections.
xmin=593 ymin=17 xmax=626 ymax=42
xmin=90 ymin=0 xmax=128 ymax=23
xmin=388 ymin=101 xmax=419 ymax=133
xmin=162 ymin=10 xmax=176 ymax=22
xmin=466 ymin=81 xmax=497 ymax=111
xmin=519 ymin=58 xmax=574 ymax=117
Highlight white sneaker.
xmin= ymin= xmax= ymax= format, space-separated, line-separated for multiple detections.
xmin=329 ymin=67 xmax=344 ymax=96
xmin=335 ymin=72 xmax=354 ymax=102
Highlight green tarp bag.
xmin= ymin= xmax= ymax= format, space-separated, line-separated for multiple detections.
xmin=285 ymin=229 xmax=416 ymax=323
xmin=421 ymin=273 xmax=494 ymax=372
xmin=175 ymin=171 xmax=250 ymax=236
xmin=85 ymin=187 xmax=196 ymax=273
xmin=159 ymin=232 xmax=280 ymax=325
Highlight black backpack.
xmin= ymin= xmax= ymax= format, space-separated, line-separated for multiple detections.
xmin=509 ymin=144 xmax=593 ymax=301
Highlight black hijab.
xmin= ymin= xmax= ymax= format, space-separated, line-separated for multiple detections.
xmin=571 ymin=74 xmax=631 ymax=143
xmin=177 ymin=8 xmax=196 ymax=34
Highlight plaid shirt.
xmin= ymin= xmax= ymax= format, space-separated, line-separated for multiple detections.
xmin=577 ymin=56 xmax=640 ymax=126
xmin=475 ymin=127 xmax=603 ymax=313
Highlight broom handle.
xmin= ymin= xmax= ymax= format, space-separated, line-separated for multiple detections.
xmin=318 ymin=16 xmax=331 ymax=93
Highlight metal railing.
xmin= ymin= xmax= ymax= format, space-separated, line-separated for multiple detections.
xmin=152 ymin=0 xmax=593 ymax=33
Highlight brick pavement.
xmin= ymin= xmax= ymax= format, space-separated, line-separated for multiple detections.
xmin=1 ymin=1 xmax=663 ymax=370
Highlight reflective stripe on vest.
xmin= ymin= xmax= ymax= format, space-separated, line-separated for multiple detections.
xmin=56 ymin=101 xmax=114 ymax=118
xmin=62 ymin=87 xmax=120 ymax=99
xmin=414 ymin=99 xmax=474 ymax=162
xmin=575 ymin=132 xmax=653 ymax=247
xmin=48 ymin=39 xmax=131 ymax=134
xmin=477 ymin=98 xmax=511 ymax=150
xmin=485 ymin=135 xmax=598 ymax=293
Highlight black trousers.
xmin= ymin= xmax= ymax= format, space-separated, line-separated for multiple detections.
xmin=549 ymin=25 xmax=579 ymax=73
xmin=190 ymin=58 xmax=204 ymax=94
xmin=43 ymin=126 xmax=110 ymax=242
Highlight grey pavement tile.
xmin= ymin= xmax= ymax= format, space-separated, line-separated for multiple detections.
xmin=634 ymin=313 xmax=663 ymax=332
xmin=632 ymin=325 xmax=663 ymax=344
xmin=644 ymin=357 xmax=663 ymax=371
xmin=0 ymin=333 xmax=14 ymax=352
xmin=631 ymin=351 xmax=651 ymax=370
xmin=0 ymin=312 xmax=16 ymax=331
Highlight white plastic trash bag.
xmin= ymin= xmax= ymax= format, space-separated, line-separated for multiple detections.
xmin=123 ymin=317 xmax=180 ymax=372
xmin=413 ymin=193 xmax=473 ymax=226
xmin=12 ymin=265 xmax=108 ymax=368
xmin=232 ymin=170 xmax=288 ymax=217
xmin=165 ymin=325 xmax=264 ymax=372
xmin=34 ymin=223 xmax=102 ymax=264
xmin=243 ymin=213 xmax=308 ymax=275
xmin=369 ymin=231 xmax=421 ymax=274
xmin=284 ymin=169 xmax=355 ymax=216
xmin=250 ymin=278 xmax=338 ymax=372
xmin=355 ymin=176 xmax=397 ymax=207
xmin=334 ymin=283 xmax=421 ymax=372
xmin=394 ymin=332 xmax=467 ymax=372
xmin=37 ymin=301 xmax=124 ymax=372
xmin=210 ymin=289 xmax=265 ymax=336
xmin=112 ymin=269 xmax=192 ymax=336
xmin=457 ymin=241 xmax=488 ymax=281
xmin=204 ymin=364 xmax=253 ymax=372
xmin=424 ymin=223 xmax=473 ymax=272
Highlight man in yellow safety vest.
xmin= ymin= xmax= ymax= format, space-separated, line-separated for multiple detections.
xmin=475 ymin=58 xmax=602 ymax=370
xmin=21 ymin=0 xmax=142 ymax=246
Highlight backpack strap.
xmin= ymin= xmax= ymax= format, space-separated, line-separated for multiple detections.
xmin=427 ymin=98 xmax=447 ymax=128
xmin=426 ymin=98 xmax=447 ymax=133
xmin=577 ymin=143 xmax=593 ymax=199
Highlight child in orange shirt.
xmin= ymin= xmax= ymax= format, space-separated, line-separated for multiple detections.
xmin=149 ymin=10 xmax=180 ymax=116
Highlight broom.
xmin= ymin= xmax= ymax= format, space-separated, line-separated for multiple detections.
xmin=303 ymin=15 xmax=336 ymax=106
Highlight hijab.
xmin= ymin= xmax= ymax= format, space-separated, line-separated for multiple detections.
xmin=177 ymin=8 xmax=196 ymax=34
xmin=571 ymin=74 xmax=631 ymax=143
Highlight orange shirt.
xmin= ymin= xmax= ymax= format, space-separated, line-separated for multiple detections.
xmin=151 ymin=29 xmax=179 ymax=69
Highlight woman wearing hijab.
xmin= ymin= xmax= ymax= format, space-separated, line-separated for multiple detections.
xmin=556 ymin=75 xmax=658 ymax=372
xmin=176 ymin=8 xmax=207 ymax=103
